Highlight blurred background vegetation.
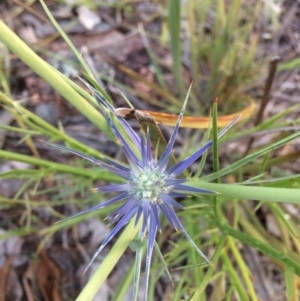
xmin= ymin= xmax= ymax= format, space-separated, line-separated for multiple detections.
xmin=1 ymin=0 xmax=300 ymax=300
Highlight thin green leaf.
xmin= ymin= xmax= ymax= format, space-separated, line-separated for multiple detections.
xmin=75 ymin=218 xmax=141 ymax=301
xmin=188 ymin=181 xmax=300 ymax=204
xmin=202 ymin=130 xmax=300 ymax=182
xmin=167 ymin=0 xmax=184 ymax=96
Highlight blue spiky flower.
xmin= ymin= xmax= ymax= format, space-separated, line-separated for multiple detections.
xmin=47 ymin=82 xmax=237 ymax=299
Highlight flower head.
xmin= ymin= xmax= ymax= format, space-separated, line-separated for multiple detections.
xmin=47 ymin=83 xmax=238 ymax=299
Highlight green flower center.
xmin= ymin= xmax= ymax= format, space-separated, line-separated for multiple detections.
xmin=130 ymin=168 xmax=167 ymax=201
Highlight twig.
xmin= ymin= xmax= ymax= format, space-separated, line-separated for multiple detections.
xmin=243 ymin=56 xmax=281 ymax=155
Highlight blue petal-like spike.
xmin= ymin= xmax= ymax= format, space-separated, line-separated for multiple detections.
xmin=55 ymin=191 xmax=129 ymax=224
xmin=160 ymin=193 xmax=185 ymax=209
xmin=168 ymin=191 xmax=188 ymax=198
xmin=79 ymin=78 xmax=114 ymax=112
xmin=142 ymin=201 xmax=150 ymax=233
xmin=81 ymin=78 xmax=142 ymax=153
xmin=135 ymin=205 xmax=143 ymax=226
xmin=156 ymin=86 xmax=191 ymax=172
xmin=44 ymin=141 xmax=131 ymax=179
xmin=167 ymin=116 xmax=240 ymax=176
xmin=105 ymin=115 xmax=142 ymax=167
xmin=166 ymin=140 xmax=213 ymax=176
xmin=118 ymin=117 xmax=142 ymax=153
xmin=140 ymin=130 xmax=148 ymax=168
xmin=91 ymin=191 xmax=130 ymax=210
xmin=217 ymin=116 xmax=240 ymax=138
xmin=158 ymin=203 xmax=178 ymax=230
xmin=102 ymin=157 xmax=131 ymax=172
xmin=108 ymin=198 xmax=136 ymax=223
xmin=55 ymin=204 xmax=105 ymax=224
xmin=143 ymin=215 xmax=157 ymax=301
xmin=145 ymin=128 xmax=153 ymax=163
xmin=165 ymin=179 xmax=186 ymax=186
xmin=173 ymin=184 xmax=215 ymax=195
xmin=83 ymin=204 xmax=138 ymax=274
xmin=151 ymin=203 xmax=161 ymax=230
xmin=93 ymin=183 xmax=131 ymax=193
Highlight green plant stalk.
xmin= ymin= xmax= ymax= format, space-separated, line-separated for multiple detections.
xmin=278 ymin=57 xmax=300 ymax=71
xmin=269 ymin=203 xmax=297 ymax=238
xmin=227 ymin=237 xmax=257 ymax=301
xmin=0 ymin=227 xmax=36 ymax=239
xmin=189 ymin=181 xmax=300 ymax=204
xmin=14 ymin=179 xmax=35 ymax=200
xmin=238 ymin=212 xmax=269 ymax=243
xmin=0 ymin=150 xmax=119 ymax=181
xmin=259 ymin=153 xmax=269 ymax=174
xmin=186 ymin=222 xmax=203 ymax=286
xmin=226 ymin=0 xmax=242 ymax=33
xmin=189 ymin=234 xmax=226 ymax=301
xmin=167 ymin=0 xmax=184 ymax=97
xmin=274 ymin=210 xmax=290 ymax=250
xmin=0 ymin=42 xmax=10 ymax=94
xmin=285 ymin=266 xmax=294 ymax=301
xmin=212 ymin=101 xmax=220 ymax=177
xmin=202 ymin=130 xmax=300 ymax=182
xmin=0 ymin=196 xmax=69 ymax=207
xmin=195 ymin=119 xmax=212 ymax=177
xmin=0 ymin=21 xmax=109 ymax=134
xmin=0 ymin=91 xmax=112 ymax=158
xmin=173 ymin=265 xmax=189 ymax=300
xmin=225 ymin=286 xmax=235 ymax=301
xmin=2 ymin=91 xmax=137 ymax=158
xmin=228 ymin=102 xmax=300 ymax=142
xmin=153 ymin=241 xmax=173 ymax=288
xmin=212 ymin=101 xmax=225 ymax=225
xmin=242 ymin=151 xmax=300 ymax=174
xmin=241 ymin=203 xmax=299 ymax=260
xmin=111 ymin=261 xmax=134 ymax=301
xmin=222 ymin=223 xmax=300 ymax=276
xmin=133 ymin=239 xmax=143 ymax=301
xmin=76 ymin=218 xmax=141 ymax=301
xmin=187 ymin=0 xmax=198 ymax=90
xmin=138 ymin=24 xmax=166 ymax=89
xmin=0 ymin=124 xmax=39 ymax=135
xmin=221 ymin=250 xmax=249 ymax=301
xmin=148 ymin=255 xmax=159 ymax=301
xmin=38 ymin=0 xmax=111 ymax=103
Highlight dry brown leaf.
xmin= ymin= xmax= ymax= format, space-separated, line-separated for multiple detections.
xmin=0 ymin=258 xmax=23 ymax=301
xmin=23 ymin=260 xmax=40 ymax=301
xmin=0 ymin=257 xmax=12 ymax=301
xmin=37 ymin=250 xmax=62 ymax=301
